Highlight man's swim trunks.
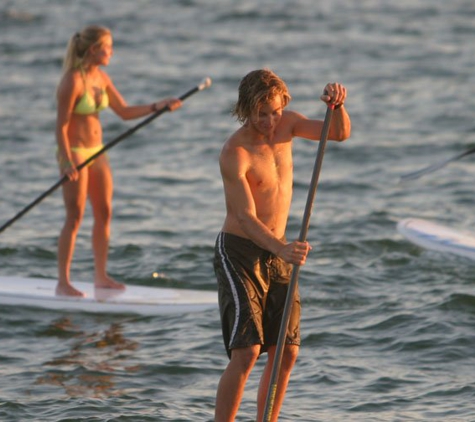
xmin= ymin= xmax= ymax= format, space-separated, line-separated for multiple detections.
xmin=214 ymin=232 xmax=301 ymax=359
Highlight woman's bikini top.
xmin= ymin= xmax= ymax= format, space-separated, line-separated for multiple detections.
xmin=73 ymin=71 xmax=109 ymax=115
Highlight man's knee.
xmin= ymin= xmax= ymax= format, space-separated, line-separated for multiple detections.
xmin=230 ymin=345 xmax=261 ymax=371
xmin=282 ymin=345 xmax=299 ymax=369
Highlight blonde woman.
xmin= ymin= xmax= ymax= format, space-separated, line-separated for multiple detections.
xmin=56 ymin=25 xmax=182 ymax=297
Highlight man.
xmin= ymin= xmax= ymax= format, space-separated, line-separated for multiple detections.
xmin=213 ymin=69 xmax=351 ymax=421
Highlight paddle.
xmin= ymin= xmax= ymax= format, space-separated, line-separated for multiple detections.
xmin=0 ymin=77 xmax=212 ymax=234
xmin=400 ymin=145 xmax=475 ymax=182
xmin=262 ymin=103 xmax=334 ymax=422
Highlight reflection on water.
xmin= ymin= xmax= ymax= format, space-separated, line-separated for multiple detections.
xmin=34 ymin=317 xmax=140 ymax=398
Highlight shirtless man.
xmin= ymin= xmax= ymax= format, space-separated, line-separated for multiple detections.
xmin=213 ymin=69 xmax=351 ymax=421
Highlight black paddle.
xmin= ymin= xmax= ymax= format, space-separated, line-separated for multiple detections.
xmin=400 ymin=145 xmax=475 ymax=182
xmin=0 ymin=77 xmax=212 ymax=235
xmin=262 ymin=103 xmax=334 ymax=422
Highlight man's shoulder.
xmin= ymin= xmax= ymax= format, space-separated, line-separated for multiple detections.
xmin=219 ymin=129 xmax=251 ymax=172
xmin=222 ymin=127 xmax=248 ymax=151
xmin=281 ymin=109 xmax=304 ymax=123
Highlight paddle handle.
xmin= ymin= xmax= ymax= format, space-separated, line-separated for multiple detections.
xmin=297 ymin=105 xmax=334 ymax=242
xmin=0 ymin=77 xmax=212 ymax=235
xmin=262 ymin=104 xmax=334 ymax=422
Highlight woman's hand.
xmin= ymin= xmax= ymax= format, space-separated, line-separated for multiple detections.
xmin=60 ymin=161 xmax=79 ymax=181
xmin=151 ymin=97 xmax=183 ymax=113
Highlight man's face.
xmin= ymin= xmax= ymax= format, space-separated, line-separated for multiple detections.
xmin=250 ymin=95 xmax=283 ymax=140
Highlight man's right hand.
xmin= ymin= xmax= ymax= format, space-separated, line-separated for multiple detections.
xmin=277 ymin=241 xmax=312 ymax=265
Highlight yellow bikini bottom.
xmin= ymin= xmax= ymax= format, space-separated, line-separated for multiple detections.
xmin=57 ymin=145 xmax=105 ymax=168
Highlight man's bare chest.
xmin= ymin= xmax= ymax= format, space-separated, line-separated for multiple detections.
xmin=246 ymin=144 xmax=293 ymax=189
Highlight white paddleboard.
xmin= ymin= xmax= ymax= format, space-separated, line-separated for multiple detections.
xmin=397 ymin=218 xmax=475 ymax=261
xmin=0 ymin=276 xmax=218 ymax=316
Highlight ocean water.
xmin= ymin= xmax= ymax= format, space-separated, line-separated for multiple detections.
xmin=1 ymin=0 xmax=475 ymax=421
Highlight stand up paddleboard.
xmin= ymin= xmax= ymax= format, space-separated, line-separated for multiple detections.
xmin=0 ymin=276 xmax=218 ymax=316
xmin=397 ymin=218 xmax=475 ymax=261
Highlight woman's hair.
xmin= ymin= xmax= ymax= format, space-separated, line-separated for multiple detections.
xmin=62 ymin=25 xmax=111 ymax=72
xmin=232 ymin=69 xmax=291 ymax=123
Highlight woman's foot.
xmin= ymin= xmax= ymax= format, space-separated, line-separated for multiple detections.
xmin=55 ymin=282 xmax=86 ymax=297
xmin=94 ymin=275 xmax=126 ymax=290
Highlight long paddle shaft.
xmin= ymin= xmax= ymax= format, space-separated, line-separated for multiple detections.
xmin=400 ymin=145 xmax=475 ymax=182
xmin=0 ymin=77 xmax=212 ymax=235
xmin=262 ymin=104 xmax=334 ymax=422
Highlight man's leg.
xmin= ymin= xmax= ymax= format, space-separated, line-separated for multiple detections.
xmin=256 ymin=344 xmax=299 ymax=422
xmin=215 ymin=345 xmax=261 ymax=422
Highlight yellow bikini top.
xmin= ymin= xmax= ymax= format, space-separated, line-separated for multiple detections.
xmin=73 ymin=71 xmax=109 ymax=115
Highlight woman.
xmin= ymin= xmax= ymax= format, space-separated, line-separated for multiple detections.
xmin=55 ymin=25 xmax=182 ymax=297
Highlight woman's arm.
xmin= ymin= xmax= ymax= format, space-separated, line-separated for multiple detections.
xmin=103 ymin=71 xmax=182 ymax=120
xmin=55 ymin=71 xmax=80 ymax=180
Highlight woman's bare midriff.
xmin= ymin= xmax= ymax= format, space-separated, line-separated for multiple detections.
xmin=68 ymin=114 xmax=103 ymax=148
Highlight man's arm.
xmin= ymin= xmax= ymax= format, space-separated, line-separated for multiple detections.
xmin=291 ymin=82 xmax=351 ymax=141
xmin=292 ymin=107 xmax=351 ymax=141
xmin=219 ymin=147 xmax=310 ymax=265
xmin=220 ymin=147 xmax=285 ymax=254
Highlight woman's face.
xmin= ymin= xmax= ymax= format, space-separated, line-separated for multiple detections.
xmin=89 ymin=34 xmax=113 ymax=66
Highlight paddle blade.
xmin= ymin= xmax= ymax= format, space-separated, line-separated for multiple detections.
xmin=400 ymin=146 xmax=475 ymax=182
xmin=400 ymin=157 xmax=455 ymax=181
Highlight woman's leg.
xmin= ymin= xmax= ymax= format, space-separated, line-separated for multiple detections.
xmin=88 ymin=155 xmax=124 ymax=289
xmin=56 ymin=168 xmax=88 ymax=296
